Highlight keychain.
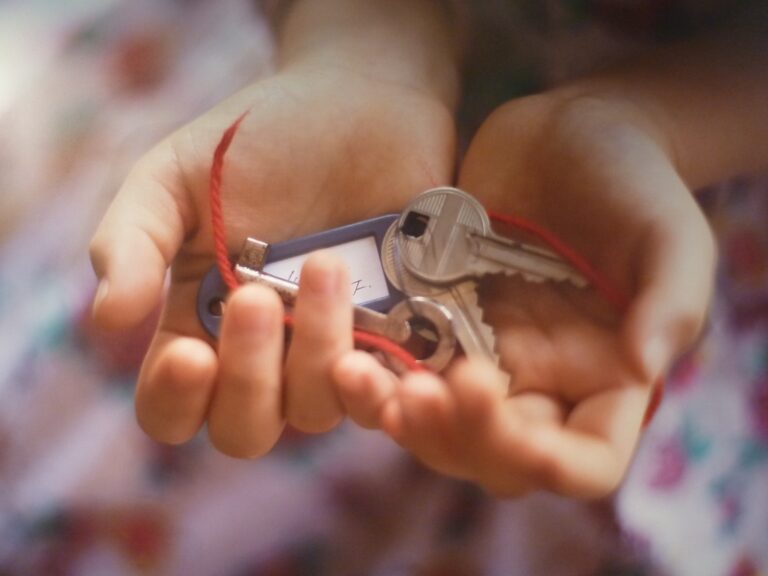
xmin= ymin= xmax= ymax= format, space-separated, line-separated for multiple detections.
xmin=198 ymin=187 xmax=590 ymax=375
xmin=197 ymin=213 xmax=404 ymax=338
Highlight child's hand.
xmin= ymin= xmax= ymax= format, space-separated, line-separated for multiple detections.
xmin=89 ymin=62 xmax=456 ymax=457
xmin=334 ymin=93 xmax=716 ymax=498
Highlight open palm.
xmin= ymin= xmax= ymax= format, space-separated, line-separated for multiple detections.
xmin=334 ymin=94 xmax=715 ymax=498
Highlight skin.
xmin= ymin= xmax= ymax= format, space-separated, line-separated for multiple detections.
xmin=90 ymin=0 xmax=459 ymax=455
xmin=91 ymin=0 xmax=767 ymax=497
xmin=335 ymin=93 xmax=717 ymax=498
xmin=332 ymin=16 xmax=768 ymax=497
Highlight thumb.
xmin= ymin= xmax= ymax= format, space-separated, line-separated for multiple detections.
xmin=89 ymin=140 xmax=193 ymax=330
xmin=622 ymin=213 xmax=716 ymax=383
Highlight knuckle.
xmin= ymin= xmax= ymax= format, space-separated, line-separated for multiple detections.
xmin=294 ymin=328 xmax=342 ymax=351
xmin=290 ymin=313 xmax=350 ymax=353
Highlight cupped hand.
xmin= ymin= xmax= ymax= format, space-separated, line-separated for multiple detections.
xmin=89 ymin=65 xmax=455 ymax=457
xmin=334 ymin=93 xmax=716 ymax=498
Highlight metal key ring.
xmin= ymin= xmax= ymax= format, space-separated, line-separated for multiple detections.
xmin=386 ymin=296 xmax=456 ymax=372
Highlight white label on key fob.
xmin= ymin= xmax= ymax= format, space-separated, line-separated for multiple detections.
xmin=263 ymin=235 xmax=391 ymax=305
xmin=197 ymin=213 xmax=404 ymax=338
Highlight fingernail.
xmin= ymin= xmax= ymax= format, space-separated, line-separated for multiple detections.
xmin=304 ymin=256 xmax=341 ymax=296
xmin=92 ymin=280 xmax=109 ymax=316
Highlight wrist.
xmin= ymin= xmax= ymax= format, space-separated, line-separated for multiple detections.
xmin=543 ymin=84 xmax=677 ymax=173
xmin=276 ymin=0 xmax=460 ymax=108
xmin=544 ymin=22 xmax=768 ymax=189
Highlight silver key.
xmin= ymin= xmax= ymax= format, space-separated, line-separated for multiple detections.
xmin=234 ymin=237 xmax=457 ymax=372
xmin=382 ymin=224 xmax=501 ymax=369
xmin=396 ymin=187 xmax=587 ymax=287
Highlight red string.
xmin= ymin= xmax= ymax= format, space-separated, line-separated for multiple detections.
xmin=208 ymin=112 xmax=423 ymax=372
xmin=486 ymin=210 xmax=662 ymax=424
xmin=643 ymin=379 xmax=664 ymax=427
xmin=487 ymin=210 xmax=629 ymax=312
xmin=209 ymin=111 xmax=248 ymax=292
xmin=208 ymin=114 xmax=660 ymax=419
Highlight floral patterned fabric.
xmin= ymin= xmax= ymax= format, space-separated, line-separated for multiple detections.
xmin=0 ymin=1 xmax=765 ymax=575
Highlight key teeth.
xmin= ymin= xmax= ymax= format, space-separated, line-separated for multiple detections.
xmin=468 ymin=286 xmax=509 ymax=389
xmin=499 ymin=267 xmax=587 ymax=288
xmin=463 ymin=284 xmax=501 ymax=367
xmin=480 ymin=319 xmax=501 ymax=366
xmin=499 ymin=268 xmax=545 ymax=283
xmin=478 ymin=313 xmax=501 ymax=366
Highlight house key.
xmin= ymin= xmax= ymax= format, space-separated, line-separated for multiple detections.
xmin=396 ymin=186 xmax=587 ymax=287
xmin=389 ymin=187 xmax=588 ymax=374
xmin=382 ymin=220 xmax=501 ymax=368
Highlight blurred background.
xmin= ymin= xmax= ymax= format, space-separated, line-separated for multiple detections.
xmin=0 ymin=1 xmax=766 ymax=574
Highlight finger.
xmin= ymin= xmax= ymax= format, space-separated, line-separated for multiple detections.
xmin=487 ymin=385 xmax=649 ymax=499
xmin=89 ymin=141 xmax=192 ymax=330
xmin=284 ymin=251 xmax=352 ymax=433
xmin=444 ymin=357 xmax=507 ymax=424
xmin=207 ymin=283 xmax=285 ymax=458
xmin=444 ymin=359 xmax=534 ymax=496
xmin=440 ymin=362 xmax=644 ymax=498
xmin=622 ymin=207 xmax=716 ymax=382
xmin=333 ymin=351 xmax=397 ymax=429
xmin=135 ymin=334 xmax=218 ymax=445
xmin=382 ymin=369 xmax=470 ymax=479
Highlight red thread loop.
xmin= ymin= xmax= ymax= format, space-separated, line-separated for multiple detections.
xmin=210 ymin=112 xmax=249 ymax=292
xmin=487 ymin=210 xmax=629 ymax=312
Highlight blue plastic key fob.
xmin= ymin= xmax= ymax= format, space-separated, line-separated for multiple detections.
xmin=197 ymin=214 xmax=403 ymax=338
